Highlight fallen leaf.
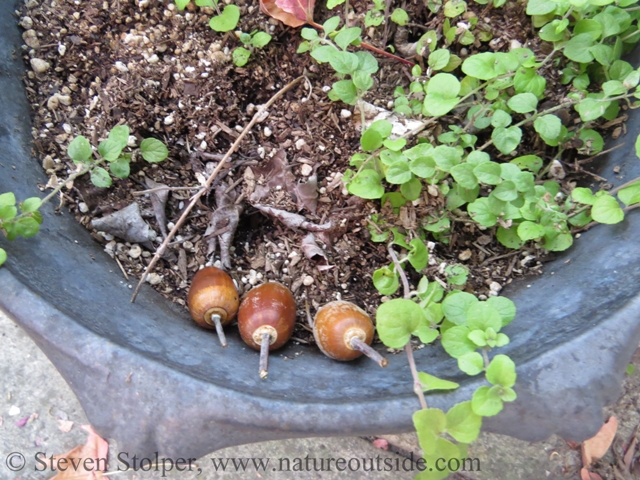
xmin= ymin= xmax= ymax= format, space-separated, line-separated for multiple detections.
xmin=582 ymin=417 xmax=619 ymax=467
xmin=145 ymin=177 xmax=169 ymax=239
xmin=250 ymin=150 xmax=296 ymax=204
xmin=205 ymin=185 xmax=243 ymax=269
xmin=259 ymin=0 xmax=313 ymax=27
xmin=372 ymin=438 xmax=389 ymax=450
xmin=90 ymin=203 xmax=151 ymax=245
xmin=300 ymin=233 xmax=331 ymax=270
xmin=51 ymin=424 xmax=108 ymax=479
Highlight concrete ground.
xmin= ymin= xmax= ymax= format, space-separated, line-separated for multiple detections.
xmin=0 ymin=308 xmax=620 ymax=480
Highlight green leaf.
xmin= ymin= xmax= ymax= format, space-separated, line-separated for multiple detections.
xmin=386 ymin=161 xmax=412 ymax=184
xmin=90 ymin=167 xmax=112 ymax=188
xmin=474 ymin=162 xmax=502 ymax=185
xmin=602 ymin=80 xmax=626 ymax=97
xmin=428 ymin=49 xmax=451 ymax=70
xmin=407 ymin=238 xmax=429 ymax=271
xmin=466 ymin=302 xmax=502 ymax=331
xmin=445 ymin=401 xmax=482 ymax=444
xmin=310 ymin=45 xmax=337 ymax=63
xmin=576 ymin=98 xmax=607 ymax=122
xmin=232 ymin=47 xmax=251 ymax=67
xmin=444 ymin=0 xmax=466 ymax=17
xmin=390 ymin=8 xmax=409 ymax=25
xmin=458 ymin=352 xmax=485 ymax=376
xmin=418 ymin=372 xmax=460 ymax=392
xmin=372 ymin=266 xmax=399 ymax=295
xmin=413 ymin=408 xmax=446 ymax=455
xmin=0 ymin=205 xmax=17 ymax=221
xmin=426 ymin=73 xmax=462 ymax=97
xmin=544 ymin=231 xmax=573 ymax=251
xmin=13 ymin=216 xmax=40 ymax=238
xmin=0 ymin=248 xmax=6 ymax=266
xmin=472 ymin=385 xmax=504 ymax=416
xmin=462 ymin=52 xmax=498 ymax=80
xmin=563 ymin=33 xmax=595 ymax=63
xmin=19 ymin=197 xmax=41 ymax=213
xmin=491 ymin=109 xmax=512 ymax=129
xmin=410 ymin=156 xmax=437 ymax=179
xmin=209 ymin=5 xmax=240 ymax=32
xmin=468 ymin=198 xmax=497 ymax=227
xmin=174 ymin=0 xmax=190 ymax=10
xmin=486 ymin=296 xmax=516 ymax=326
xmin=497 ymin=385 xmax=517 ymax=402
xmin=514 ymin=68 xmax=546 ymax=97
xmin=486 ymin=354 xmax=517 ymax=387
xmin=511 ymin=154 xmax=542 ymax=174
xmin=572 ymin=187 xmax=597 ymax=205
xmin=251 ymin=32 xmax=272 ymax=49
xmin=442 ymin=326 xmax=477 ymax=358
xmin=497 ymin=225 xmax=524 ymax=249
xmin=68 ymin=136 xmax=92 ymax=164
xmin=526 ymin=0 xmax=557 ymax=15
xmin=507 ymin=93 xmax=538 ymax=113
xmin=334 ymin=27 xmax=361 ymax=50
xmin=517 ymin=220 xmax=544 ymax=241
xmin=450 ymin=163 xmax=478 ymax=190
xmin=329 ymin=50 xmax=360 ymax=74
xmin=326 ymin=0 xmax=346 ymax=9
xmin=360 ymin=129 xmax=383 ymax=152
xmin=492 ymin=126 xmax=522 ymax=155
xmin=301 ymin=27 xmax=319 ymax=40
xmin=401 ymin=177 xmax=422 ymax=201
xmin=331 ymin=79 xmax=357 ymax=104
xmin=0 ymin=192 xmax=16 ymax=206
xmin=534 ymin=115 xmax=562 ymax=140
xmin=140 ymin=138 xmax=169 ymax=163
xmin=493 ymin=181 xmax=518 ymax=202
xmin=442 ymin=291 xmax=478 ymax=325
xmin=618 ymin=182 xmax=640 ymax=207
xmin=591 ymin=194 xmax=624 ymax=224
xmin=109 ymin=157 xmax=131 ymax=179
xmin=108 ymin=125 xmax=130 ymax=151
xmin=347 ymin=169 xmax=384 ymax=199
xmin=376 ymin=298 xmax=427 ymax=348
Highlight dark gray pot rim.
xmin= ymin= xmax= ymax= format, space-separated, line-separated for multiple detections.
xmin=2 ymin=2 xmax=640 ymax=458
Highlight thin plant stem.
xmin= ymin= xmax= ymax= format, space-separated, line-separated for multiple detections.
xmin=388 ymin=245 xmax=428 ymax=410
xmin=130 ymin=76 xmax=305 ymax=303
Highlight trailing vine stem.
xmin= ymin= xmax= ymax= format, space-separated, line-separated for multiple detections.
xmin=388 ymin=245 xmax=428 ymax=410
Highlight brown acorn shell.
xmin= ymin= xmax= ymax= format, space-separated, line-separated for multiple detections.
xmin=313 ymin=301 xmax=374 ymax=361
xmin=187 ymin=267 xmax=239 ymax=329
xmin=237 ymin=282 xmax=296 ymax=351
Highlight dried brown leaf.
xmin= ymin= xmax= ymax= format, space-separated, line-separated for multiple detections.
xmin=254 ymin=205 xmax=332 ymax=231
xmin=50 ymin=424 xmax=108 ymax=479
xmin=300 ymin=233 xmax=330 ymax=268
xmin=205 ymin=186 xmax=243 ymax=269
xmin=294 ymin=174 xmax=318 ymax=214
xmin=90 ymin=203 xmax=151 ymax=245
xmin=582 ymin=417 xmax=619 ymax=467
xmin=145 ymin=177 xmax=169 ymax=239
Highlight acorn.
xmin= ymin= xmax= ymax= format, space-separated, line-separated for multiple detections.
xmin=313 ymin=301 xmax=387 ymax=367
xmin=187 ymin=266 xmax=239 ymax=347
xmin=237 ymin=282 xmax=297 ymax=379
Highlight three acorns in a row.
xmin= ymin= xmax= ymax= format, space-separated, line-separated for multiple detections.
xmin=187 ymin=266 xmax=388 ymax=379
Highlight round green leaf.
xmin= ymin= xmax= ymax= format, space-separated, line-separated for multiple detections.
xmin=467 ymin=198 xmax=497 ymax=227
xmin=618 ymin=182 xmax=640 ymax=207
xmin=442 ymin=291 xmax=478 ymax=325
xmin=486 ymin=354 xmax=517 ymax=387
xmin=90 ymin=167 xmax=112 ymax=188
xmin=534 ymin=115 xmax=562 ymax=140
xmin=497 ymin=225 xmax=524 ymax=249
xmin=401 ymin=177 xmax=422 ymax=201
xmin=251 ymin=32 xmax=272 ymax=49
xmin=372 ymin=266 xmax=399 ymax=296
xmin=347 ymin=169 xmax=384 ymax=199
xmin=19 ymin=197 xmax=41 ymax=213
xmin=418 ymin=372 xmax=460 ymax=392
xmin=472 ymin=385 xmax=504 ymax=417
xmin=376 ymin=299 xmax=427 ymax=349
xmin=441 ymin=326 xmax=477 ymax=358
xmin=0 ymin=248 xmax=6 ymax=266
xmin=457 ymin=352 xmax=485 ymax=376
xmin=14 ymin=216 xmax=40 ymax=238
xmin=107 ymin=125 xmax=130 ymax=150
xmin=486 ymin=296 xmax=516 ymax=326
xmin=232 ymin=47 xmax=251 ymax=67
xmin=209 ymin=5 xmax=240 ymax=32
xmin=473 ymin=162 xmax=502 ymax=185
xmin=386 ymin=160 xmax=412 ymax=184
xmin=517 ymin=220 xmax=544 ymax=241
xmin=450 ymin=163 xmax=478 ymax=190
xmin=0 ymin=192 xmax=16 ymax=206
xmin=109 ymin=158 xmax=131 ymax=179
xmin=571 ymin=187 xmax=597 ymax=205
xmin=493 ymin=181 xmax=518 ymax=202
xmin=492 ymin=126 xmax=522 ymax=155
xmin=462 ymin=52 xmax=498 ymax=80
xmin=328 ymin=50 xmax=360 ymax=74
xmin=408 ymin=238 xmax=429 ymax=271
xmin=445 ymin=401 xmax=482 ymax=443
xmin=140 ymin=138 xmax=169 ymax=163
xmin=466 ymin=302 xmax=502 ymax=331
xmin=428 ymin=49 xmax=451 ymax=70
xmin=68 ymin=136 xmax=92 ymax=164
xmin=591 ymin=194 xmax=624 ymax=224
xmin=390 ymin=8 xmax=409 ymax=26
xmin=426 ymin=73 xmax=461 ymax=98
xmin=507 ymin=93 xmax=538 ymax=113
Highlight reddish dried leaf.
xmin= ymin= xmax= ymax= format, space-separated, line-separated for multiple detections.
xmin=14 ymin=415 xmax=30 ymax=427
xmin=51 ymin=425 xmax=108 ymax=479
xmin=582 ymin=417 xmax=619 ymax=467
xmin=259 ymin=0 xmax=313 ymax=27
xmin=372 ymin=438 xmax=389 ymax=450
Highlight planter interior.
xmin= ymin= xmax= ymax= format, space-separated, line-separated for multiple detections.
xmin=2 ymin=1 xmax=640 ymax=459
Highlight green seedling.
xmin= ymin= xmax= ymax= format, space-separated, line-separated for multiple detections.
xmin=233 ymin=30 xmax=273 ymax=67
